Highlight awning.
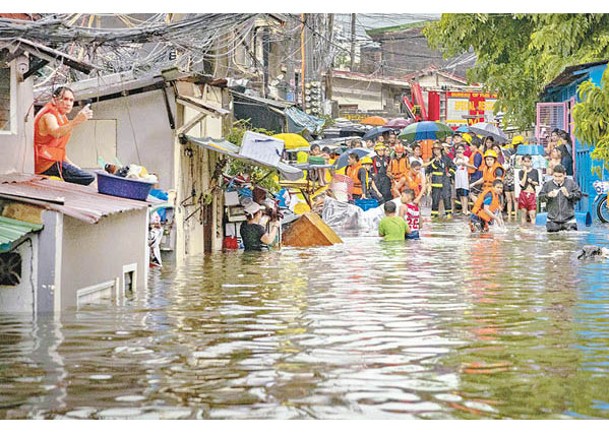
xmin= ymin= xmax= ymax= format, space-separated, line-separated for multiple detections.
xmin=284 ymin=106 xmax=325 ymax=135
xmin=185 ymin=136 xmax=304 ymax=181
xmin=0 ymin=216 xmax=44 ymax=253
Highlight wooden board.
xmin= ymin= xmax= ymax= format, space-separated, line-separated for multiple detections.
xmin=282 ymin=212 xmax=342 ymax=247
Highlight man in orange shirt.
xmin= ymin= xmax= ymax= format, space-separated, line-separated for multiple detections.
xmin=34 ymin=86 xmax=95 ymax=185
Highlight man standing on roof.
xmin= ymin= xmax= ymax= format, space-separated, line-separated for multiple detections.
xmin=34 ymin=86 xmax=95 ymax=185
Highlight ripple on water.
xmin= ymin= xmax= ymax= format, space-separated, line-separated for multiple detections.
xmin=2 ymin=222 xmax=609 ymax=419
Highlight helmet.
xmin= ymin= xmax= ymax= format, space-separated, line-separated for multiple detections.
xmin=374 ymin=143 xmax=386 ymax=151
xmin=360 ymin=156 xmax=373 ymax=165
xmin=462 ymin=133 xmax=472 ymax=144
xmin=394 ymin=144 xmax=405 ymax=154
xmin=484 ymin=150 xmax=498 ymax=159
xmin=511 ymin=135 xmax=524 ymax=146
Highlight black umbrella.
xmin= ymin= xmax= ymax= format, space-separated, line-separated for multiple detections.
xmin=362 ymin=126 xmax=392 ymax=141
xmin=334 ymin=148 xmax=372 ymax=169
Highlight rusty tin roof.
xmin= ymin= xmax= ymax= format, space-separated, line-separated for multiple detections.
xmin=0 ymin=174 xmax=149 ymax=224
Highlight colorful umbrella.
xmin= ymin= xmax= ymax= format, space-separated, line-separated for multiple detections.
xmin=456 ymin=125 xmax=469 ymax=133
xmin=362 ymin=126 xmax=392 ymax=141
xmin=467 ymin=122 xmax=508 ymax=143
xmin=384 ymin=117 xmax=411 ymax=129
xmin=397 ymin=121 xmax=454 ymax=142
xmin=272 ymin=133 xmax=310 ymax=151
xmin=334 ymin=148 xmax=372 ymax=169
xmin=361 ymin=116 xmax=388 ymax=126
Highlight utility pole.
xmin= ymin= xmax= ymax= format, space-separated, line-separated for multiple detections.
xmin=325 ymin=13 xmax=334 ymax=101
xmin=262 ymin=26 xmax=270 ymax=99
xmin=300 ymin=13 xmax=306 ymax=111
xmin=350 ymin=13 xmax=356 ymax=71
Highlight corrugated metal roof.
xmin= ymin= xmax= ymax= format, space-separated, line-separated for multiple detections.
xmin=0 ymin=216 xmax=43 ymax=253
xmin=0 ymin=174 xmax=149 ymax=224
xmin=543 ymin=60 xmax=609 ymax=92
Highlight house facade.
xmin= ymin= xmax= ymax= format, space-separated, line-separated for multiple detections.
xmin=539 ymin=61 xmax=609 ymax=217
xmin=327 ymin=69 xmax=411 ymax=117
xmin=1 ymin=47 xmax=149 ymax=315
xmin=40 ymin=71 xmax=232 ymax=259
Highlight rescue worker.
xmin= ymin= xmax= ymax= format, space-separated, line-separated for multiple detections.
xmin=389 ymin=143 xmax=410 ymax=198
xmin=470 ymin=149 xmax=504 ymax=192
xmin=360 ymin=156 xmax=384 ymax=203
xmin=468 ymin=139 xmax=484 ymax=200
xmin=470 ymin=179 xmax=504 ymax=232
xmin=371 ymin=144 xmax=392 ymax=203
xmin=404 ymin=160 xmax=426 ymax=204
xmin=426 ymin=142 xmax=456 ymax=219
xmin=346 ymin=152 xmax=368 ymax=200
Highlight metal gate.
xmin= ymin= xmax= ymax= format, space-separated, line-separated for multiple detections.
xmin=535 ymin=102 xmax=568 ymax=146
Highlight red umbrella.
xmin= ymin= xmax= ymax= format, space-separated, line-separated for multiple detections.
xmin=384 ymin=117 xmax=412 ymax=129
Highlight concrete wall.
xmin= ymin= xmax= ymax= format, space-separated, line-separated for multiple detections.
xmin=174 ymin=84 xmax=227 ymax=259
xmin=37 ymin=210 xmax=62 ymax=313
xmin=417 ymin=74 xmax=466 ymax=89
xmin=67 ymin=89 xmax=176 ymax=192
xmin=332 ymin=77 xmax=383 ymax=111
xmin=59 ymin=210 xmax=148 ymax=311
xmin=0 ymin=235 xmax=37 ymax=314
xmin=0 ymin=63 xmax=34 ymax=175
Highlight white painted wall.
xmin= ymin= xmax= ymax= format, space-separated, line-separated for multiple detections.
xmin=67 ymin=89 xmax=176 ymax=192
xmin=332 ymin=77 xmax=383 ymax=111
xmin=0 ymin=235 xmax=37 ymax=314
xmin=0 ymin=64 xmax=35 ymax=175
xmin=60 ymin=210 xmax=148 ymax=311
xmin=174 ymin=84 xmax=227 ymax=259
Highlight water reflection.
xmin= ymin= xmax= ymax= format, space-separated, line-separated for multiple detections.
xmin=0 ymin=221 xmax=608 ymax=419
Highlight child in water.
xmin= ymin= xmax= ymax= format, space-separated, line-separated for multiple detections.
xmin=378 ymin=201 xmax=409 ymax=241
xmin=399 ymin=189 xmax=421 ymax=240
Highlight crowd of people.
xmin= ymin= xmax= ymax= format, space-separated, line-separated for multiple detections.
xmin=310 ymin=128 xmax=582 ymax=238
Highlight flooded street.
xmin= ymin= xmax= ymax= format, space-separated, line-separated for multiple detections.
xmin=1 ymin=219 xmax=609 ymax=419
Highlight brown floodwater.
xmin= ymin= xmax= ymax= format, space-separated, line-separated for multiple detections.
xmin=1 ymin=219 xmax=609 ymax=419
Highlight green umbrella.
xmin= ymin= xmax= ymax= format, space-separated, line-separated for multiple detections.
xmin=397 ymin=121 xmax=454 ymax=142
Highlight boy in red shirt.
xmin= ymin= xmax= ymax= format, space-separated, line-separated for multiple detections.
xmin=399 ymin=189 xmax=421 ymax=240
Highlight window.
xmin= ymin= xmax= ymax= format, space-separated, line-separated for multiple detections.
xmin=0 ymin=49 xmax=12 ymax=132
xmin=0 ymin=252 xmax=22 ymax=286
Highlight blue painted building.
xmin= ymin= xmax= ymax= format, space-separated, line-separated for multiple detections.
xmin=541 ymin=60 xmax=609 ymax=217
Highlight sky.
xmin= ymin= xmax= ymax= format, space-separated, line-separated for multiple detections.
xmin=4 ymin=1 xmax=609 ymax=13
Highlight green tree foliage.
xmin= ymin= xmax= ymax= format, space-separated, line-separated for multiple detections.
xmin=572 ymin=68 xmax=609 ymax=166
xmin=423 ymin=14 xmax=609 ymax=133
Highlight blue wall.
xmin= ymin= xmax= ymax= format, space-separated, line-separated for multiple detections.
xmin=542 ymin=64 xmax=609 ymax=218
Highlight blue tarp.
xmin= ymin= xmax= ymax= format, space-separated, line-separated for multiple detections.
xmin=284 ymin=106 xmax=325 ymax=135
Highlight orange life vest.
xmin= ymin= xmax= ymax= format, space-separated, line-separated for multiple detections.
xmin=404 ymin=169 xmax=423 ymax=196
xmin=482 ymin=161 xmax=504 ymax=188
xmin=389 ymin=156 xmax=409 ymax=180
xmin=420 ymin=139 xmax=433 ymax=162
xmin=34 ymin=102 xmax=70 ymax=174
xmin=472 ymin=188 xmax=501 ymax=222
xmin=468 ymin=149 xmax=482 ymax=175
xmin=346 ymin=162 xmax=363 ymax=196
